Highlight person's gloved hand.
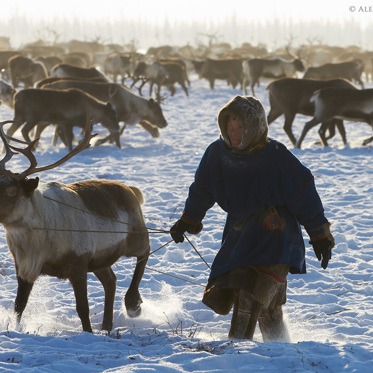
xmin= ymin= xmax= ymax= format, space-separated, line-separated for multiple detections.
xmin=170 ymin=217 xmax=203 ymax=243
xmin=309 ymin=222 xmax=335 ymax=269
xmin=311 ymin=238 xmax=333 ymax=269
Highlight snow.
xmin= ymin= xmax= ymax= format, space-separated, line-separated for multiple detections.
xmin=0 ymin=74 xmax=372 ymax=372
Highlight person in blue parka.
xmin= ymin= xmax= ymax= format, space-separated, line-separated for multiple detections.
xmin=170 ymin=95 xmax=335 ymax=341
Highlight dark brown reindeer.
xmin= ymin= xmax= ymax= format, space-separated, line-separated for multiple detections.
xmin=131 ymin=60 xmax=189 ymax=101
xmin=266 ymin=77 xmax=358 ymax=146
xmin=8 ymin=54 xmax=48 ymax=89
xmin=50 ymin=62 xmax=108 ymax=81
xmin=0 ymin=119 xmax=150 ymax=333
xmin=296 ymin=88 xmax=373 ymax=148
xmin=303 ymin=59 xmax=365 ymax=88
xmin=6 ymin=88 xmax=120 ymax=151
xmin=192 ymin=58 xmax=244 ymax=90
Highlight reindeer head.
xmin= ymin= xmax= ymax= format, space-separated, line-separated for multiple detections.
xmin=0 ymin=118 xmax=96 ymax=222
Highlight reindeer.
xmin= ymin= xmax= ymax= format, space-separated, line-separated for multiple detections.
xmin=50 ymin=63 xmax=108 ymax=81
xmin=0 ymin=79 xmax=16 ymax=108
xmin=242 ymin=55 xmax=305 ymax=96
xmin=8 ymin=55 xmax=48 ymax=89
xmin=266 ymin=77 xmax=358 ymax=146
xmin=192 ymin=58 xmax=243 ymax=90
xmin=40 ymin=80 xmax=168 ymax=141
xmin=104 ymin=52 xmax=135 ymax=84
xmin=34 ymin=76 xmax=108 ymax=88
xmin=295 ymin=88 xmax=373 ymax=148
xmin=303 ymin=59 xmax=365 ymax=88
xmin=131 ymin=61 xmax=189 ymax=101
xmin=0 ymin=119 xmax=150 ymax=333
xmin=7 ymin=88 xmax=120 ymax=150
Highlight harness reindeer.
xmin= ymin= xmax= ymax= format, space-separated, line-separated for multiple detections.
xmin=0 ymin=119 xmax=150 ymax=333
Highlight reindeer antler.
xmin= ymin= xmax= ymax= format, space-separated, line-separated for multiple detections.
xmin=0 ymin=121 xmax=19 ymax=169
xmin=157 ymin=94 xmax=168 ymax=104
xmin=0 ymin=116 xmax=97 ymax=180
xmin=0 ymin=120 xmax=30 ymax=171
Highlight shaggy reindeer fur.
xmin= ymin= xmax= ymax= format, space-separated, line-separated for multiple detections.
xmin=0 ymin=142 xmax=150 ymax=333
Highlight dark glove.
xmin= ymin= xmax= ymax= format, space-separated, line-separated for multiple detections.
xmin=311 ymin=237 xmax=333 ymax=269
xmin=170 ymin=217 xmax=203 ymax=243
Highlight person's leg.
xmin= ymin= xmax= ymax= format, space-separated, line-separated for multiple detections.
xmin=228 ymin=289 xmax=261 ymax=339
xmin=258 ymin=304 xmax=290 ymax=342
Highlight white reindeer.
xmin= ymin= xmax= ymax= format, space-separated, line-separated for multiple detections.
xmin=296 ymin=88 xmax=373 ymax=148
xmin=242 ymin=55 xmax=305 ymax=96
xmin=0 ymin=119 xmax=150 ymax=333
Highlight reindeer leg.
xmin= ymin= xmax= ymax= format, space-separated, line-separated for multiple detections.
xmin=33 ymin=122 xmax=51 ymax=148
xmin=55 ymin=125 xmax=70 ymax=148
xmin=176 ymin=80 xmax=189 ymax=97
xmin=335 ymin=120 xmax=347 ymax=145
xmin=156 ymin=84 xmax=162 ymax=102
xmin=318 ymin=121 xmax=331 ymax=147
xmin=130 ymin=78 xmax=138 ymax=89
xmin=283 ymin=113 xmax=297 ymax=146
xmin=363 ymin=135 xmax=373 ymax=145
xmin=295 ymin=117 xmax=321 ymax=149
xmin=70 ymin=270 xmax=92 ymax=333
xmin=120 ymin=123 xmax=127 ymax=136
xmin=242 ymin=78 xmax=248 ymax=95
xmin=14 ymin=275 xmax=34 ymax=324
xmin=149 ymin=81 xmax=154 ymax=97
xmin=94 ymin=267 xmax=117 ymax=332
xmin=60 ymin=125 xmax=74 ymax=151
xmin=322 ymin=119 xmax=336 ymax=141
xmin=111 ymin=132 xmax=121 ymax=148
xmin=20 ymin=121 xmax=37 ymax=143
xmin=362 ymin=121 xmax=373 ymax=145
xmin=266 ymin=109 xmax=282 ymax=126
xmin=138 ymin=79 xmax=147 ymax=96
xmin=167 ymin=84 xmax=176 ymax=96
xmin=138 ymin=121 xmax=160 ymax=138
xmin=124 ymin=255 xmax=148 ymax=318
xmin=6 ymin=121 xmax=23 ymax=138
xmin=250 ymin=81 xmax=256 ymax=96
xmin=182 ymin=83 xmax=189 ymax=97
xmin=52 ymin=125 xmax=60 ymax=146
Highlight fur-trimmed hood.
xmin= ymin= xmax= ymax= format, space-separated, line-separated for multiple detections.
xmin=217 ymin=95 xmax=268 ymax=153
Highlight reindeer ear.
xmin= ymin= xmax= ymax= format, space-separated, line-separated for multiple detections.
xmin=20 ymin=177 xmax=39 ymax=194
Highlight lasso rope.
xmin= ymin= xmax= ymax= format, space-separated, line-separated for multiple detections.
xmin=144 ymin=266 xmax=205 ymax=287
xmin=34 ymin=195 xmax=210 ymax=286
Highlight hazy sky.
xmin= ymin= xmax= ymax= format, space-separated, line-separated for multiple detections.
xmin=0 ymin=0 xmax=365 ymax=24
xmin=1 ymin=0 xmax=371 ymax=50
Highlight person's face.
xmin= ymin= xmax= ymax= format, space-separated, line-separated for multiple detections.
xmin=227 ymin=115 xmax=243 ymax=148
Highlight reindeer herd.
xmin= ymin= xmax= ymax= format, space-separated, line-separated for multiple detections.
xmin=0 ymin=40 xmax=372 ymax=152
xmin=0 ymin=38 xmax=372 ymax=334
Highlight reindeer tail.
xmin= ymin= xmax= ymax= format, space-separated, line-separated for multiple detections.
xmin=130 ymin=186 xmax=144 ymax=205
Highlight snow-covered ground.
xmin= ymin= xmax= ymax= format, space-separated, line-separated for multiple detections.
xmin=0 ymin=74 xmax=372 ymax=372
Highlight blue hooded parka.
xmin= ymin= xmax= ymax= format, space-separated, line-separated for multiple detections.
xmin=182 ymin=96 xmax=328 ymax=280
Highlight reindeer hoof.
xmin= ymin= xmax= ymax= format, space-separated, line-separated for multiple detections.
xmin=127 ymin=304 xmax=141 ymax=318
xmin=150 ymin=128 xmax=160 ymax=138
xmin=101 ymin=320 xmax=113 ymax=332
xmin=124 ymin=293 xmax=142 ymax=318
